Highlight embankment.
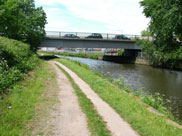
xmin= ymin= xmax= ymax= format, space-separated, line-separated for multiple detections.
xmin=55 ymin=58 xmax=182 ymax=136
xmin=0 ymin=37 xmax=58 ymax=135
xmin=39 ymin=51 xmax=182 ymax=70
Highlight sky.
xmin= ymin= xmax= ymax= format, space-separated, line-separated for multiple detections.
xmin=35 ymin=0 xmax=150 ymax=35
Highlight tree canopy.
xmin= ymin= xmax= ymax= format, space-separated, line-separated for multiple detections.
xmin=0 ymin=0 xmax=47 ymax=51
xmin=141 ymin=29 xmax=151 ymax=37
xmin=140 ymin=0 xmax=182 ymax=52
xmin=139 ymin=0 xmax=182 ymax=68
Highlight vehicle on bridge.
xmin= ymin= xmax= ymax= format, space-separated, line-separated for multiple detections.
xmin=104 ymin=49 xmax=118 ymax=53
xmin=42 ymin=31 xmax=140 ymax=50
xmin=64 ymin=34 xmax=80 ymax=38
xmin=114 ymin=34 xmax=130 ymax=40
xmin=86 ymin=33 xmax=103 ymax=39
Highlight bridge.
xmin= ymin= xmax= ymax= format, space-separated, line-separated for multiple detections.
xmin=40 ymin=31 xmax=141 ymax=50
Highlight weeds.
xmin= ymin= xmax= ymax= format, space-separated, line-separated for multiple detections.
xmin=56 ymin=58 xmax=182 ymax=136
xmin=0 ymin=37 xmax=39 ymax=92
xmin=38 ymin=51 xmax=103 ymax=60
xmin=56 ymin=64 xmax=111 ymax=136
xmin=0 ymin=61 xmax=52 ymax=136
xmin=57 ymin=58 xmax=180 ymax=123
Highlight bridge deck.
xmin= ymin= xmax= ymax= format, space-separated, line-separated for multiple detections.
xmin=40 ymin=31 xmax=141 ymax=50
xmin=46 ymin=37 xmax=136 ymax=43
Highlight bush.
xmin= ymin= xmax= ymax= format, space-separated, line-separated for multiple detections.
xmin=118 ymin=49 xmax=124 ymax=56
xmin=136 ymin=39 xmax=182 ymax=69
xmin=0 ymin=37 xmax=39 ymax=92
xmin=0 ymin=0 xmax=47 ymax=51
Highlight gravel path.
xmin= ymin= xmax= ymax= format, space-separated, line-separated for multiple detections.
xmin=50 ymin=62 xmax=90 ymax=136
xmin=53 ymin=61 xmax=139 ymax=136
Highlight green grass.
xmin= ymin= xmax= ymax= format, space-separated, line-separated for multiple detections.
xmin=101 ymin=76 xmax=172 ymax=115
xmin=0 ymin=61 xmax=56 ymax=136
xmin=37 ymin=51 xmax=55 ymax=56
xmin=38 ymin=51 xmax=104 ymax=60
xmin=56 ymin=64 xmax=111 ymax=136
xmin=56 ymin=58 xmax=182 ymax=136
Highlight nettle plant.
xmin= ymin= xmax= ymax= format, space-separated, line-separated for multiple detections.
xmin=0 ymin=37 xmax=39 ymax=92
xmin=0 ymin=57 xmax=8 ymax=71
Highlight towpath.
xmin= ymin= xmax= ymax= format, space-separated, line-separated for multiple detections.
xmin=49 ymin=62 xmax=91 ymax=136
xmin=50 ymin=61 xmax=139 ymax=136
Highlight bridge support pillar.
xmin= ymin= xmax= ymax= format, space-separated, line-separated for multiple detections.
xmin=103 ymin=49 xmax=140 ymax=64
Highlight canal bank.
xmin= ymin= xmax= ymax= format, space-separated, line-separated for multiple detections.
xmin=102 ymin=55 xmax=182 ymax=70
xmin=54 ymin=55 xmax=182 ymax=121
xmin=102 ymin=55 xmax=150 ymax=65
xmin=54 ymin=58 xmax=182 ymax=136
xmin=39 ymin=51 xmax=182 ymax=119
xmin=39 ymin=51 xmax=182 ymax=70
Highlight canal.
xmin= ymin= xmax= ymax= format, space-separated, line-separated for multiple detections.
xmin=57 ymin=55 xmax=182 ymax=119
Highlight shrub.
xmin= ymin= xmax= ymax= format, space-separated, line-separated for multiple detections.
xmin=0 ymin=37 xmax=39 ymax=92
xmin=118 ymin=49 xmax=124 ymax=56
xmin=136 ymin=39 xmax=182 ymax=69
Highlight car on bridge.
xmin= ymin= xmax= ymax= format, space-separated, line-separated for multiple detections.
xmin=104 ymin=49 xmax=118 ymax=53
xmin=114 ymin=34 xmax=130 ymax=40
xmin=86 ymin=33 xmax=103 ymax=39
xmin=64 ymin=34 xmax=79 ymax=38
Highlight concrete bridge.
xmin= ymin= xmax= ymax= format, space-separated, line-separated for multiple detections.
xmin=40 ymin=31 xmax=141 ymax=50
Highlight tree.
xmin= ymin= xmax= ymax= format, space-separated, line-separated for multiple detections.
xmin=141 ymin=28 xmax=151 ymax=36
xmin=140 ymin=0 xmax=182 ymax=53
xmin=0 ymin=0 xmax=47 ymax=51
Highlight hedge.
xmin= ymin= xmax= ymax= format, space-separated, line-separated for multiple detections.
xmin=0 ymin=37 xmax=39 ymax=92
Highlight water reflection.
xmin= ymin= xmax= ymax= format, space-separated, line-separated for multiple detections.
xmin=57 ymin=55 xmax=182 ymax=119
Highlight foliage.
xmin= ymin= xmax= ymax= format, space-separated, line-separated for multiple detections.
xmin=141 ymin=28 xmax=151 ymax=36
xmin=0 ymin=0 xmax=47 ymax=51
xmin=58 ymin=52 xmax=101 ymax=60
xmin=0 ymin=61 xmax=55 ymax=136
xmin=39 ymin=51 xmax=104 ymax=60
xmin=139 ymin=0 xmax=182 ymax=69
xmin=140 ymin=0 xmax=182 ymax=49
xmin=118 ymin=49 xmax=124 ymax=56
xmin=136 ymin=39 xmax=182 ymax=69
xmin=0 ymin=37 xmax=39 ymax=92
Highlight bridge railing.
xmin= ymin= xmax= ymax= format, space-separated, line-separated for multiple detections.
xmin=45 ymin=31 xmax=141 ymax=40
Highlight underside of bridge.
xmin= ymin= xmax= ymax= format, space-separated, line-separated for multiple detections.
xmin=40 ymin=37 xmax=141 ymax=50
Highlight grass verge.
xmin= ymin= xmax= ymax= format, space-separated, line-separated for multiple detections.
xmin=38 ymin=51 xmax=103 ymax=60
xmin=0 ymin=61 xmax=56 ymax=136
xmin=56 ymin=64 xmax=111 ymax=136
xmin=56 ymin=58 xmax=182 ymax=136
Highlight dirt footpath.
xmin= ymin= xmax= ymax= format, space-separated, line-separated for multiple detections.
xmin=52 ymin=61 xmax=139 ymax=136
xmin=49 ymin=62 xmax=90 ymax=136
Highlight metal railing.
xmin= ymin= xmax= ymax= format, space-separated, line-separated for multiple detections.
xmin=45 ymin=31 xmax=141 ymax=41
xmin=137 ymin=52 xmax=151 ymax=60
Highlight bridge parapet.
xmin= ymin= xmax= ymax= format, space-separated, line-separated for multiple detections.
xmin=41 ymin=31 xmax=142 ymax=50
xmin=46 ymin=31 xmax=141 ymax=41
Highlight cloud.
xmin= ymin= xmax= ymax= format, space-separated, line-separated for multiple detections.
xmin=35 ymin=0 xmax=149 ymax=34
xmin=43 ymin=8 xmax=69 ymax=30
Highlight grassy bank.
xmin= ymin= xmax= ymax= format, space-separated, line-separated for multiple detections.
xmin=56 ymin=64 xmax=111 ymax=136
xmin=0 ymin=61 xmax=56 ymax=136
xmin=56 ymin=58 xmax=182 ymax=136
xmin=0 ymin=37 xmax=39 ymax=92
xmin=38 ymin=51 xmax=103 ymax=60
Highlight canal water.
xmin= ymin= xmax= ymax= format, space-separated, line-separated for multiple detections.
xmin=57 ymin=56 xmax=182 ymax=119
